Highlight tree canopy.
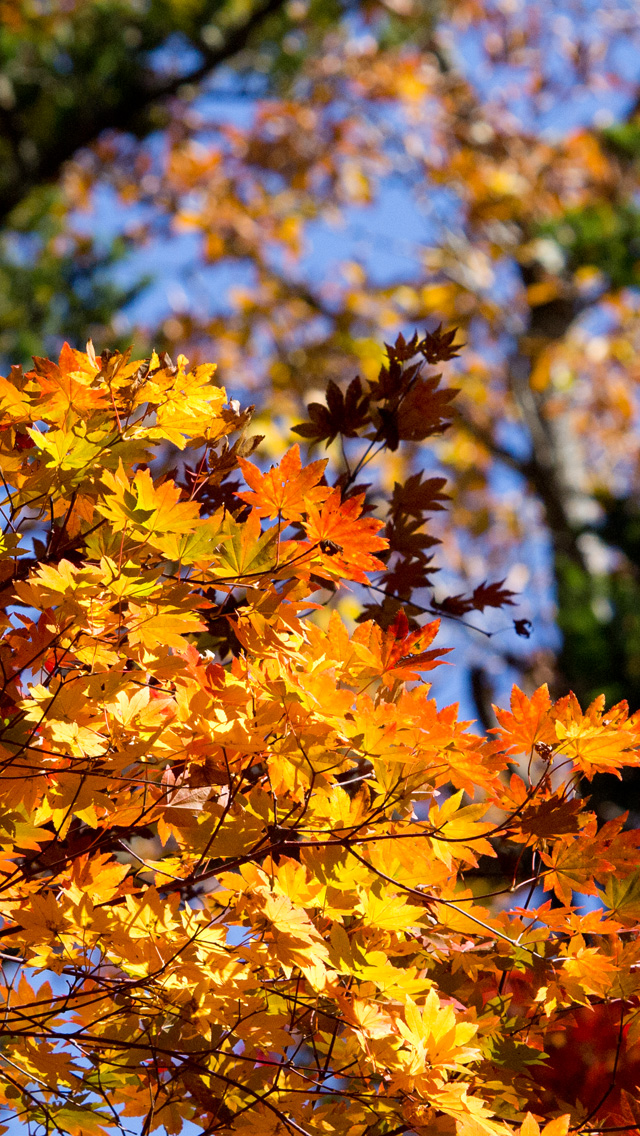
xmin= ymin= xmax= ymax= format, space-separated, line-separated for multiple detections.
xmin=0 ymin=332 xmax=640 ymax=1134
xmin=4 ymin=4 xmax=640 ymax=1130
xmin=6 ymin=2 xmax=640 ymax=773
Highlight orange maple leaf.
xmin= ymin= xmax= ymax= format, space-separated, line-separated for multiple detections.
xmin=382 ymin=608 xmax=452 ymax=680
xmin=237 ymin=444 xmax=328 ymax=522
xmin=303 ymin=489 xmax=387 ymax=583
xmin=29 ymin=343 xmax=108 ymax=420
xmin=353 ymin=609 xmax=452 ymax=685
xmin=492 ymin=684 xmax=555 ymax=756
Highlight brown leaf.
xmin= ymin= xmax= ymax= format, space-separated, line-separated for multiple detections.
xmin=391 ymin=472 xmax=449 ymax=519
xmin=517 ymin=795 xmax=582 ymax=838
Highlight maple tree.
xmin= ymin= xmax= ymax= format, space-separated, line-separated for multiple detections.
xmin=0 ymin=331 xmax=639 ymax=1136
xmin=12 ymin=3 xmax=640 ymax=759
xmin=12 ymin=1 xmax=635 ymax=723
xmin=76 ymin=0 xmax=640 ymax=820
xmin=6 ymin=4 xmax=640 ymax=1121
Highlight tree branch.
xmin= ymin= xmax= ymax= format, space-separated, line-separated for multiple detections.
xmin=0 ymin=0 xmax=289 ymax=225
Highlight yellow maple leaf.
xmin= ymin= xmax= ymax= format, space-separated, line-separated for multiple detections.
xmin=554 ymin=692 xmax=640 ymax=778
xmin=518 ymin=1114 xmax=570 ymax=1136
xmin=397 ymin=989 xmax=479 ymax=1072
xmin=360 ymin=888 xmax=426 ymax=932
xmin=141 ymin=360 xmax=227 ymax=443
xmin=126 ymin=602 xmax=206 ymax=650
xmin=17 ymin=891 xmax=70 ymax=944
xmin=98 ymin=462 xmax=202 ymax=537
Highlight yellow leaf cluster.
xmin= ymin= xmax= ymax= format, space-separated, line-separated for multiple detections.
xmin=0 ymin=341 xmax=634 ymax=1136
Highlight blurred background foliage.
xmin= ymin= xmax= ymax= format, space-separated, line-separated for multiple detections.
xmin=6 ymin=0 xmax=640 ymax=818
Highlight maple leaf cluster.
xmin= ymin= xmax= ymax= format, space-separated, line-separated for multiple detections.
xmin=294 ymin=329 xmax=519 ymax=633
xmin=0 ymin=337 xmax=638 ymax=1136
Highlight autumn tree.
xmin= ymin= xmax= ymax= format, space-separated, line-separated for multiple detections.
xmin=11 ymin=2 xmax=639 ymax=722
xmin=14 ymin=1 xmax=640 ymax=766
xmin=7 ymin=9 xmax=640 ymax=1118
xmin=0 ymin=331 xmax=639 ymax=1134
xmin=0 ymin=0 xmax=441 ymax=363
xmin=68 ymin=0 xmax=640 ymax=820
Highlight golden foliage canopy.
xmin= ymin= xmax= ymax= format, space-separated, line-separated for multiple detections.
xmin=0 ymin=336 xmax=638 ymax=1134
